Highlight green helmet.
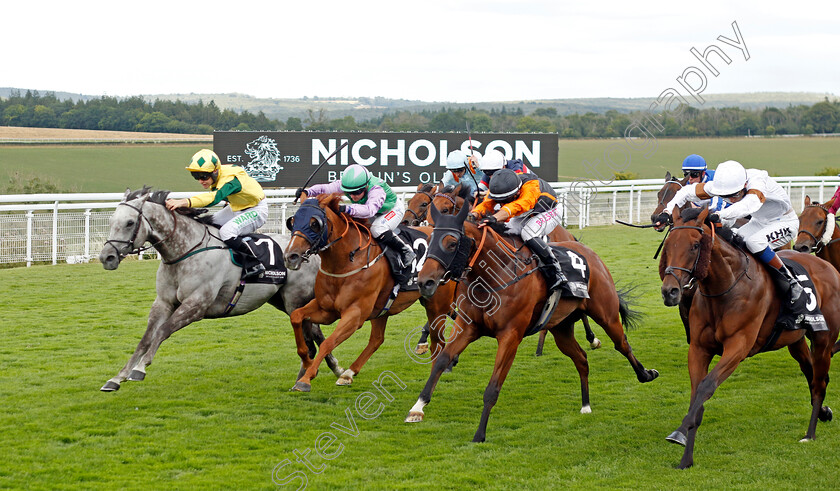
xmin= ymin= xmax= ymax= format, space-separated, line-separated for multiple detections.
xmin=340 ymin=164 xmax=371 ymax=193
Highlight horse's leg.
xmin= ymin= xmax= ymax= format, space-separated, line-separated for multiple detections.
xmin=424 ymin=284 xmax=459 ymax=372
xmin=549 ymin=319 xmax=590 ymax=413
xmin=671 ymin=338 xmax=749 ymax=469
xmin=338 ymin=316 xmax=389 ymax=386
xmin=406 ymin=322 xmax=479 ymax=423
xmin=303 ymin=320 xmax=345 ymax=379
xmin=473 ymin=331 xmax=523 ymax=443
xmin=832 ymin=340 xmax=840 ymax=357
xmin=289 ymin=299 xmax=339 ymax=385
xmin=581 ymin=316 xmax=601 ymax=349
xmin=292 ymin=306 xmax=365 ymax=392
xmin=802 ymin=332 xmax=834 ymax=441
xmin=101 ymin=298 xmax=173 ymax=391
xmin=414 ymin=322 xmax=430 ymax=355
xmin=584 ymin=297 xmax=658 ymax=383
xmin=535 ymin=329 xmax=548 ymax=356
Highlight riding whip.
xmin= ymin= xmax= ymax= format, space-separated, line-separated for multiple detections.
xmin=294 ymin=140 xmax=350 ymax=204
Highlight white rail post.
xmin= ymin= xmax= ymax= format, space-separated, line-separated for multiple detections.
xmin=612 ymin=190 xmax=617 ymax=224
xmin=637 ymin=188 xmax=643 ymax=223
xmin=26 ymin=210 xmax=33 ymax=267
xmin=628 ymin=186 xmax=634 ymax=223
xmin=84 ymin=209 xmax=91 ymax=260
xmin=52 ymin=201 xmax=58 ymax=265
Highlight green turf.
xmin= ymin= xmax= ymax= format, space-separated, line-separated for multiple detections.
xmin=2 ymin=225 xmax=837 ymax=489
xmin=2 ymin=137 xmax=839 ymax=194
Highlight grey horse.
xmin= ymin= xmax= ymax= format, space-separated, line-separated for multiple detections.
xmin=98 ymin=187 xmax=342 ymax=391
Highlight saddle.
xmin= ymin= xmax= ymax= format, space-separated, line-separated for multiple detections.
xmin=527 ymin=245 xmax=590 ymax=337
xmin=229 ymin=234 xmax=287 ymax=285
xmin=382 ymin=227 xmax=428 ymax=291
xmin=771 ymin=259 xmax=827 ymax=333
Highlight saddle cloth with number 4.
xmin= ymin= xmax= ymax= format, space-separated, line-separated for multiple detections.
xmin=549 ymin=245 xmax=589 ymax=299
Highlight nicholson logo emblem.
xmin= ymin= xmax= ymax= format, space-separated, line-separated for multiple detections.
xmin=244 ymin=135 xmax=284 ymax=182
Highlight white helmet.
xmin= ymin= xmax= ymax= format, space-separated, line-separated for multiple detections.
xmin=479 ymin=149 xmax=506 ymax=171
xmin=707 ymin=160 xmax=747 ymax=196
xmin=446 ymin=150 xmax=468 ymax=170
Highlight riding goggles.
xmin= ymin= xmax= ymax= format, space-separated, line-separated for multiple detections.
xmin=192 ymin=172 xmax=214 ymax=181
xmin=683 ymin=170 xmax=703 ymax=178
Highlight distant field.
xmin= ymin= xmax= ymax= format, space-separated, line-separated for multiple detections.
xmin=1 ymin=133 xmax=839 ymax=193
xmin=559 ymin=136 xmax=840 ymax=181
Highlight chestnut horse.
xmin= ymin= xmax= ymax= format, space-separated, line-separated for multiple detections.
xmin=659 ymin=206 xmax=840 ymax=469
xmin=794 ymin=196 xmax=840 ymax=268
xmin=406 ymin=203 xmax=659 ymax=442
xmin=284 ymin=195 xmax=456 ymax=391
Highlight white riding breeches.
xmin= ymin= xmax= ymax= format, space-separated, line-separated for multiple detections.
xmin=370 ymin=200 xmax=406 ymax=238
xmin=508 ymin=205 xmax=564 ymax=241
xmin=213 ymin=200 xmax=269 ymax=241
xmin=736 ymin=209 xmax=798 ymax=253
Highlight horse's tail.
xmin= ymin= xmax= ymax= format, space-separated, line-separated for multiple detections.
xmin=616 ymin=284 xmax=643 ymax=331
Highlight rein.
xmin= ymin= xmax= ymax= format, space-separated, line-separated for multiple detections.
xmin=797 ymin=204 xmax=840 ymax=253
xmin=663 ymin=223 xmax=750 ymax=297
xmin=405 ymin=188 xmax=436 ymax=224
xmin=104 ymin=199 xmax=179 ymax=259
xmin=294 ymin=204 xmax=381 ymax=277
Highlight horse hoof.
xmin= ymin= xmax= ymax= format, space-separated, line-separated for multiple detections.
xmin=405 ymin=411 xmax=424 ymax=423
xmin=590 ymin=338 xmax=602 ymax=349
xmin=535 ymin=350 xmax=543 ymax=357
xmin=819 ymin=406 xmax=833 ymax=422
xmin=336 ymin=376 xmax=353 ymax=386
xmin=641 ymin=369 xmax=660 ymax=383
xmin=100 ymin=381 xmax=121 ymax=392
xmin=291 ymin=381 xmax=311 ymax=392
xmin=127 ymin=370 xmax=145 ymax=381
xmin=799 ymin=436 xmax=815 ymax=443
xmin=666 ymin=430 xmax=687 ymax=446
xmin=414 ymin=343 xmax=429 ymax=355
xmin=580 ymin=405 xmax=592 ymax=414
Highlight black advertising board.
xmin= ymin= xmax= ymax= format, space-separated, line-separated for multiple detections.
xmin=213 ymin=131 xmax=558 ymax=188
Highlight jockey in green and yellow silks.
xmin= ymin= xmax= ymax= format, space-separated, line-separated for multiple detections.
xmin=165 ymin=149 xmax=268 ymax=278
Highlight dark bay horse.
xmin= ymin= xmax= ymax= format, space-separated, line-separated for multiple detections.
xmin=403 ymin=183 xmax=441 ymax=226
xmin=659 ymin=206 xmax=840 ymax=468
xmin=98 ymin=187 xmax=341 ymax=391
xmin=406 ymin=203 xmax=659 ymax=442
xmin=418 ymin=185 xmax=601 ymax=356
xmin=284 ymin=194 xmax=457 ymax=392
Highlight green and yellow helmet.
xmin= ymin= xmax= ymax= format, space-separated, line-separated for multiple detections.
xmin=186 ymin=149 xmax=222 ymax=173
xmin=340 ymin=164 xmax=371 ymax=194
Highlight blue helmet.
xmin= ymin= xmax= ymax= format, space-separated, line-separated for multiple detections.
xmin=682 ymin=154 xmax=707 ymax=171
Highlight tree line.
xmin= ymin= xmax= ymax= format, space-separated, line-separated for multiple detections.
xmin=2 ymin=89 xmax=839 ymax=137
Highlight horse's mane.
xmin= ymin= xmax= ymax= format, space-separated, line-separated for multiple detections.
xmin=126 ymin=187 xmax=213 ymax=223
xmin=317 ymin=193 xmax=343 ymax=213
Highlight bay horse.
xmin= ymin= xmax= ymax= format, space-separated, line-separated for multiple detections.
xmin=284 ymin=194 xmax=457 ymax=392
xmin=403 ymin=183 xmax=440 ymax=226
xmin=659 ymin=206 xmax=840 ymax=469
xmin=406 ymin=203 xmax=659 ymax=442
xmin=98 ymin=187 xmax=342 ymax=392
xmin=415 ymin=185 xmax=601 ymax=356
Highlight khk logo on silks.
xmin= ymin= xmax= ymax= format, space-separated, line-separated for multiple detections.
xmin=244 ymin=135 xmax=284 ymax=182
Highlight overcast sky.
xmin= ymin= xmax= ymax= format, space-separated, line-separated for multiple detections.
xmin=6 ymin=0 xmax=838 ymax=103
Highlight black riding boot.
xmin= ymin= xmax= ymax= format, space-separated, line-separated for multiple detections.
xmin=224 ymin=237 xmax=266 ymax=279
xmin=378 ymin=230 xmax=416 ymax=269
xmin=771 ymin=263 xmax=803 ymax=304
xmin=525 ymin=237 xmax=566 ymax=291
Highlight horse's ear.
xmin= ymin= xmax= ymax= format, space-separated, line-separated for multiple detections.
xmin=697 ymin=206 xmax=710 ymax=224
xmin=455 ymin=198 xmax=470 ymax=222
xmin=826 ymin=198 xmax=836 ymax=210
xmin=416 ymin=183 xmax=424 ymax=191
xmin=805 ymin=195 xmax=812 ymax=206
xmin=664 ymin=171 xmax=672 ymax=181
xmin=429 ymin=202 xmax=442 ymax=224
xmin=671 ymin=205 xmax=680 ymax=223
xmin=124 ymin=188 xmax=131 ymax=200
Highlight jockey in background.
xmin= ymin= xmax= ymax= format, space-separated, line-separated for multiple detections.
xmin=165 ymin=149 xmax=268 ymax=278
xmin=469 ymin=169 xmax=566 ymax=291
xmin=654 ymin=160 xmax=804 ymax=304
xmin=477 ymin=149 xmax=530 ymax=198
xmin=441 ymin=149 xmax=483 ymax=201
xmin=298 ymin=164 xmax=416 ymax=269
xmin=682 ymin=154 xmax=726 ymax=212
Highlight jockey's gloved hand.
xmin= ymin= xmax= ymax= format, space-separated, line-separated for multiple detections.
xmin=295 ymin=187 xmax=305 ymax=200
xmin=466 ymin=213 xmax=479 ymax=223
xmin=654 ymin=212 xmax=671 ymax=226
xmin=480 ymin=215 xmax=498 ymax=226
xmin=338 ymin=205 xmax=347 ymax=213
xmin=708 ymin=213 xmax=721 ymax=224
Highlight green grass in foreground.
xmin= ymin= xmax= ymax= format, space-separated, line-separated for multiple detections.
xmin=1 ymin=225 xmax=838 ymax=489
